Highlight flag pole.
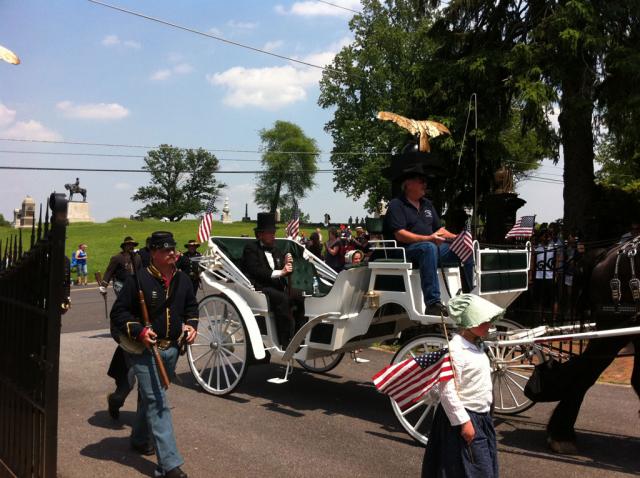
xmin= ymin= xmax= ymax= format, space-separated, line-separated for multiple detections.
xmin=439 ymin=312 xmax=459 ymax=392
xmin=472 ymin=93 xmax=479 ymax=238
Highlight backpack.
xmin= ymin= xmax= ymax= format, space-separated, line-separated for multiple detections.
xmin=70 ymin=251 xmax=78 ymax=271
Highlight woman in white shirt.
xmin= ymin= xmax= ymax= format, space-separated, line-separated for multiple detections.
xmin=422 ymin=294 xmax=504 ymax=478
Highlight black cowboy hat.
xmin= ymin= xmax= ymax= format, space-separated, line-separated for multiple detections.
xmin=184 ymin=239 xmax=201 ymax=248
xmin=254 ymin=212 xmax=277 ymax=233
xmin=386 ymin=141 xmax=448 ymax=182
xmin=148 ymin=231 xmax=177 ymax=250
xmin=120 ymin=236 xmax=139 ymax=249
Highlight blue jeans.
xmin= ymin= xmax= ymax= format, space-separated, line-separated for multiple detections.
xmin=76 ymin=263 xmax=87 ymax=276
xmin=129 ymin=346 xmax=183 ymax=474
xmin=405 ymin=241 xmax=474 ymax=306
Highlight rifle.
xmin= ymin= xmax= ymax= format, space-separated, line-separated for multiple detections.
xmin=95 ymin=271 xmax=108 ymax=319
xmin=130 ymin=253 xmax=171 ymax=389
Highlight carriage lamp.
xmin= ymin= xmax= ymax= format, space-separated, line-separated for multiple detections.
xmin=364 ymin=290 xmax=380 ymax=309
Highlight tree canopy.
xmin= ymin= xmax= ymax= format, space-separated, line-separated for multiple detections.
xmin=254 ymin=120 xmax=319 ymax=215
xmin=132 ymin=145 xmax=225 ymax=222
xmin=319 ymin=0 xmax=640 ymax=238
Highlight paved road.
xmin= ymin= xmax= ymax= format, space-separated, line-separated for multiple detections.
xmin=58 ymin=287 xmax=640 ymax=477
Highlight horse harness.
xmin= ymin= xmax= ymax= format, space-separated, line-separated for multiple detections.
xmin=610 ymin=236 xmax=640 ymax=314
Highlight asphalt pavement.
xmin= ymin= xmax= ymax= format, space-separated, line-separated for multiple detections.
xmin=57 ymin=286 xmax=640 ymax=477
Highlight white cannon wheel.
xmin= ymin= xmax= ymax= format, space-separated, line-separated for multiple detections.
xmin=187 ymin=295 xmax=249 ymax=395
xmin=297 ymin=352 xmax=345 ymax=373
xmin=389 ymin=334 xmax=449 ymax=446
xmin=489 ymin=319 xmax=544 ymax=415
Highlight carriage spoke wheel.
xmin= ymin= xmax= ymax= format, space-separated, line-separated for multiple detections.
xmin=389 ymin=334 xmax=449 ymax=446
xmin=297 ymin=352 xmax=345 ymax=373
xmin=488 ymin=319 xmax=544 ymax=415
xmin=187 ymin=295 xmax=248 ymax=395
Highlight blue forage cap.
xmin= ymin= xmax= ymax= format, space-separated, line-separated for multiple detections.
xmin=447 ymin=294 xmax=505 ymax=328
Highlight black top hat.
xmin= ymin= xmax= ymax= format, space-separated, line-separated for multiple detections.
xmin=120 ymin=236 xmax=139 ymax=249
xmin=254 ymin=212 xmax=277 ymax=232
xmin=184 ymin=239 xmax=200 ymax=248
xmin=148 ymin=231 xmax=177 ymax=250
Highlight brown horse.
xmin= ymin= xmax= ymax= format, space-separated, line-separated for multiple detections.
xmin=546 ymin=238 xmax=640 ymax=453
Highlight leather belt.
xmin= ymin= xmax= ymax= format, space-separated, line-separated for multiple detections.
xmin=156 ymin=339 xmax=177 ymax=351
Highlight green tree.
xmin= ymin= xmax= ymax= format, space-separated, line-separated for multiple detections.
xmin=320 ymin=0 xmax=640 ymax=238
xmin=132 ymin=144 xmax=225 ymax=221
xmin=0 ymin=214 xmax=10 ymax=227
xmin=254 ymin=121 xmax=319 ymax=214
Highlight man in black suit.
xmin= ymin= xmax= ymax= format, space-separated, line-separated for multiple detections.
xmin=242 ymin=212 xmax=305 ymax=348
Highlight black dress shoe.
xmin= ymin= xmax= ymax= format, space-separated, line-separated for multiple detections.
xmin=425 ymin=302 xmax=448 ymax=317
xmin=107 ymin=393 xmax=123 ymax=420
xmin=164 ymin=466 xmax=188 ymax=478
xmin=131 ymin=441 xmax=155 ymax=456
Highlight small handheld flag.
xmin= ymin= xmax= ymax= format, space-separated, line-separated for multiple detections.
xmin=285 ymin=206 xmax=300 ymax=240
xmin=372 ymin=349 xmax=453 ymax=411
xmin=450 ymin=219 xmax=473 ymax=262
xmin=505 ymin=215 xmax=535 ymax=239
xmin=197 ymin=198 xmax=216 ymax=243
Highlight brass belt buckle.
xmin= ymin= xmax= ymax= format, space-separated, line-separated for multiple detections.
xmin=157 ymin=339 xmax=172 ymax=351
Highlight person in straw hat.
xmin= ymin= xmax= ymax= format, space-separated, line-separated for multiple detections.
xmin=422 ymin=294 xmax=503 ymax=478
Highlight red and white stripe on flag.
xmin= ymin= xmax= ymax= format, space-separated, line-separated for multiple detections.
xmin=505 ymin=215 xmax=535 ymax=239
xmin=372 ymin=350 xmax=454 ymax=411
xmin=286 ymin=217 xmax=299 ymax=239
xmin=197 ymin=212 xmax=213 ymax=243
xmin=450 ymin=222 xmax=473 ymax=262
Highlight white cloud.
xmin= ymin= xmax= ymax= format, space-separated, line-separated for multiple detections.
xmin=101 ymin=34 xmax=141 ymax=49
xmin=150 ymin=69 xmax=172 ymax=81
xmin=150 ymin=63 xmax=193 ymax=81
xmin=548 ymin=105 xmax=560 ymax=131
xmin=227 ymin=20 xmax=258 ymax=29
xmin=276 ymin=1 xmax=361 ymax=17
xmin=114 ymin=182 xmax=132 ymax=190
xmin=207 ymin=38 xmax=351 ymax=109
xmin=263 ymin=40 xmax=284 ymax=52
xmin=0 ymin=103 xmax=16 ymax=127
xmin=2 ymin=120 xmax=61 ymax=141
xmin=56 ymin=100 xmax=130 ymax=120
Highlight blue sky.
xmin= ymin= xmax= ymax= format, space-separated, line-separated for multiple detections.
xmin=0 ymin=0 xmax=563 ymax=224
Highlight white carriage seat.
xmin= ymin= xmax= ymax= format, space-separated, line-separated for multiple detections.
xmin=304 ymin=266 xmax=372 ymax=319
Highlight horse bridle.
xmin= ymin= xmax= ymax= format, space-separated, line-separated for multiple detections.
xmin=610 ymin=236 xmax=640 ymax=311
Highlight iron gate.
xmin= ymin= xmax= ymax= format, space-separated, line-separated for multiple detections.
xmin=0 ymin=193 xmax=68 ymax=478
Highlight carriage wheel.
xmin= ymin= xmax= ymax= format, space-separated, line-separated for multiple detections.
xmin=389 ymin=334 xmax=449 ymax=446
xmin=187 ymin=295 xmax=249 ymax=395
xmin=488 ymin=319 xmax=544 ymax=415
xmin=297 ymin=352 xmax=345 ymax=373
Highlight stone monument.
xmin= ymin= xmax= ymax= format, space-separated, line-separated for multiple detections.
xmin=12 ymin=195 xmax=35 ymax=228
xmin=242 ymin=203 xmax=251 ymax=222
xmin=64 ymin=178 xmax=95 ymax=223
xmin=222 ymin=197 xmax=232 ymax=224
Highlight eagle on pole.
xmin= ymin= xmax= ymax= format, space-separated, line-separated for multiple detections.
xmin=377 ymin=111 xmax=450 ymax=152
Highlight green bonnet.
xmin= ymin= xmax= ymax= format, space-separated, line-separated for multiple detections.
xmin=447 ymin=294 xmax=505 ymax=329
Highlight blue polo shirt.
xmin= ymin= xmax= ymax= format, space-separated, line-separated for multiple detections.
xmin=384 ymin=195 xmax=441 ymax=246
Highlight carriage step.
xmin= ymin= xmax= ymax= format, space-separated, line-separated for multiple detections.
xmin=267 ymin=361 xmax=292 ymax=384
xmin=350 ymin=350 xmax=370 ymax=363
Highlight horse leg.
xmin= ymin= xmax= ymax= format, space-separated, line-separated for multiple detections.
xmin=632 ymin=337 xmax=640 ymax=417
xmin=547 ymin=335 xmax=629 ymax=453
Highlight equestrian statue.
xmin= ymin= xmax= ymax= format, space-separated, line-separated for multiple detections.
xmin=64 ymin=177 xmax=87 ymax=202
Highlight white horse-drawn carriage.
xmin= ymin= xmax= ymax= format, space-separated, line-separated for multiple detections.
xmin=186 ymin=235 xmax=543 ymax=444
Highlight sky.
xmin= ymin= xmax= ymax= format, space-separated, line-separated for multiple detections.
xmin=0 ymin=0 xmax=564 ymax=224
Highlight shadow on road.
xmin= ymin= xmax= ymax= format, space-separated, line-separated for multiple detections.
xmin=80 ymin=436 xmax=157 ymax=477
xmin=497 ymin=417 xmax=640 ymax=475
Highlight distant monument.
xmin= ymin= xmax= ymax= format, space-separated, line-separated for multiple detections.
xmin=12 ymin=196 xmax=35 ymax=228
xmin=64 ymin=177 xmax=95 ymax=223
xmin=222 ymin=197 xmax=232 ymax=224
xmin=242 ymin=203 xmax=251 ymax=222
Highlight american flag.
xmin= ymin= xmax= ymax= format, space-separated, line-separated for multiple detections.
xmin=197 ymin=198 xmax=215 ymax=243
xmin=285 ymin=207 xmax=300 ymax=240
xmin=450 ymin=219 xmax=473 ymax=262
xmin=372 ymin=349 xmax=453 ymax=411
xmin=505 ymin=215 xmax=536 ymax=239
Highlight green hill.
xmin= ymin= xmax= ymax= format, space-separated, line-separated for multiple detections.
xmin=0 ymin=219 xmax=320 ymax=283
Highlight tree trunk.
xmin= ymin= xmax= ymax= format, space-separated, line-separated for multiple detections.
xmin=270 ymin=180 xmax=282 ymax=214
xmin=559 ymin=60 xmax=596 ymax=240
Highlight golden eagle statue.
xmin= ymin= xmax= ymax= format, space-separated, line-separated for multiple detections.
xmin=377 ymin=111 xmax=450 ymax=152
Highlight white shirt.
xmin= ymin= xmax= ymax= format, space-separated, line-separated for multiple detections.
xmin=440 ymin=334 xmax=493 ymax=426
xmin=262 ymin=247 xmax=284 ymax=279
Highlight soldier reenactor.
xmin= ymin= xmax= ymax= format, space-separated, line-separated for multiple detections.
xmin=111 ymin=231 xmax=198 ymax=478
xmin=177 ymin=239 xmax=202 ymax=294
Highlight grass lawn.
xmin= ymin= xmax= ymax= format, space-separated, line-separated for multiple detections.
xmin=0 ymin=218 xmax=322 ymax=282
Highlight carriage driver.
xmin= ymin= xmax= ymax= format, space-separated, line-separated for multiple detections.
xmin=242 ymin=212 xmax=306 ymax=348
xmin=384 ymin=165 xmax=474 ymax=317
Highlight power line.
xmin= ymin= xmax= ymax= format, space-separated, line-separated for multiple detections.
xmin=0 ymin=137 xmax=391 ymax=156
xmin=316 ymin=0 xmax=362 ymax=14
xmin=0 ymin=165 xmax=338 ymax=174
xmin=87 ymin=0 xmax=348 ymax=76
